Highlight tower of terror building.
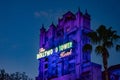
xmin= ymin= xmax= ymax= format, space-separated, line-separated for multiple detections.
xmin=36 ymin=9 xmax=102 ymax=80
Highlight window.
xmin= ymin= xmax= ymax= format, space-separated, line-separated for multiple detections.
xmin=45 ymin=64 xmax=48 ymax=68
xmin=45 ymin=58 xmax=48 ymax=62
xmin=69 ymin=63 xmax=75 ymax=73
xmin=69 ymin=55 xmax=74 ymax=61
xmin=44 ymin=70 xmax=48 ymax=77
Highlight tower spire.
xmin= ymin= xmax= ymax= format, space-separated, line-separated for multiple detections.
xmin=85 ymin=9 xmax=88 ymax=14
xmin=76 ymin=7 xmax=82 ymax=15
xmin=85 ymin=9 xmax=90 ymax=17
xmin=40 ymin=24 xmax=46 ymax=31
xmin=42 ymin=24 xmax=44 ymax=27
xmin=52 ymin=21 xmax=54 ymax=25
xmin=78 ymin=7 xmax=81 ymax=13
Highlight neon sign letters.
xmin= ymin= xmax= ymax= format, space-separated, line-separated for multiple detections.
xmin=60 ymin=49 xmax=72 ymax=58
xmin=37 ymin=42 xmax=72 ymax=59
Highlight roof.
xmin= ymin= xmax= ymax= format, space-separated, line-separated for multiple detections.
xmin=108 ymin=64 xmax=120 ymax=71
xmin=63 ymin=11 xmax=76 ymax=20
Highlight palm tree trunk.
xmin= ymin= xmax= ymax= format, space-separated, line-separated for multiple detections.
xmin=103 ymin=55 xmax=109 ymax=80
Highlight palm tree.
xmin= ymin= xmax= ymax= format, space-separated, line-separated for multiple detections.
xmin=83 ymin=25 xmax=120 ymax=80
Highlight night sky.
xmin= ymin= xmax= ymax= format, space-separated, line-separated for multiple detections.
xmin=0 ymin=0 xmax=120 ymax=79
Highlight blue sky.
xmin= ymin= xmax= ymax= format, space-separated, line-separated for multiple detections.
xmin=0 ymin=0 xmax=120 ymax=79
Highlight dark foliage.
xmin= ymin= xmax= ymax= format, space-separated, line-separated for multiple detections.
xmin=0 ymin=69 xmax=33 ymax=80
xmin=83 ymin=25 xmax=120 ymax=80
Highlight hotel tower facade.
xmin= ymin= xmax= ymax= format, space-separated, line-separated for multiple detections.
xmin=36 ymin=9 xmax=102 ymax=80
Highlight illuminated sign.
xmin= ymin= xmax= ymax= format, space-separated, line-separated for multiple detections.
xmin=60 ymin=49 xmax=72 ymax=58
xmin=37 ymin=42 xmax=72 ymax=59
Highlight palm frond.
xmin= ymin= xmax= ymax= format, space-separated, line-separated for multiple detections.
xmin=95 ymin=45 xmax=103 ymax=55
xmin=82 ymin=44 xmax=92 ymax=53
xmin=95 ymin=45 xmax=109 ymax=58
xmin=87 ymin=32 xmax=100 ymax=44
xmin=96 ymin=25 xmax=107 ymax=39
xmin=103 ymin=41 xmax=113 ymax=48
xmin=112 ymin=34 xmax=120 ymax=41
xmin=108 ymin=27 xmax=116 ymax=37
xmin=116 ymin=45 xmax=120 ymax=51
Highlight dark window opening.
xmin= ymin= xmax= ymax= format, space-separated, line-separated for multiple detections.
xmin=45 ymin=58 xmax=48 ymax=62
xmin=45 ymin=64 xmax=48 ymax=68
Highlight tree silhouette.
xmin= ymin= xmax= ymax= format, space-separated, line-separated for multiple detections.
xmin=83 ymin=25 xmax=120 ymax=80
xmin=0 ymin=69 xmax=33 ymax=80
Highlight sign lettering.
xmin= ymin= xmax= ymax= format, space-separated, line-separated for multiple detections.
xmin=37 ymin=42 xmax=72 ymax=59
